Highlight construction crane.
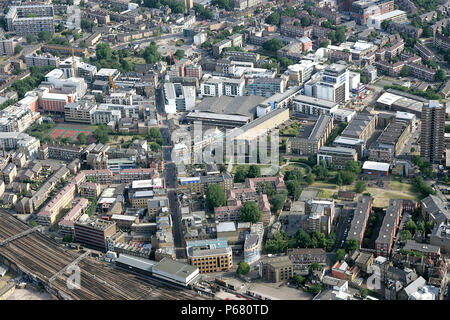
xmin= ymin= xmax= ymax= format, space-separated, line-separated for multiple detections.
xmin=71 ymin=47 xmax=77 ymax=78
xmin=109 ymin=74 xmax=117 ymax=93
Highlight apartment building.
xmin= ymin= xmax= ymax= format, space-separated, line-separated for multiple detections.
xmin=64 ymin=101 xmax=98 ymax=124
xmin=74 ymin=217 xmax=117 ymax=252
xmin=347 ymin=196 xmax=372 ymax=246
xmin=37 ymin=183 xmax=76 ymax=226
xmin=39 ymin=92 xmax=75 ymax=113
xmin=421 ymin=101 xmax=445 ymax=163
xmin=375 ymin=199 xmax=403 ymax=257
xmin=351 ymin=0 xmax=395 ymax=24
xmin=435 ymin=32 xmax=450 ymax=51
xmin=178 ymin=177 xmax=202 ymax=193
xmin=163 ymin=82 xmax=196 ymax=114
xmin=0 ymin=39 xmax=16 ymax=56
xmin=286 ymin=115 xmax=333 ymax=155
xmin=25 ymin=53 xmax=60 ymax=68
xmin=259 ymin=255 xmax=293 ymax=283
xmin=247 ymin=78 xmax=286 ymax=97
xmin=79 ymin=182 xmax=101 ymax=198
xmin=1 ymin=163 xmax=17 ymax=184
xmin=287 ymin=61 xmax=315 ymax=85
xmin=368 ymin=120 xmax=411 ymax=162
xmin=341 ymin=113 xmax=377 ymax=142
xmin=304 ymin=63 xmax=350 ymax=104
xmin=292 ymin=95 xmax=339 ymax=116
xmin=119 ymin=168 xmax=159 ymax=183
xmin=317 ymin=146 xmax=358 ymax=169
xmin=5 ymin=5 xmax=55 ymax=36
xmin=407 ymin=62 xmax=436 ymax=82
xmin=58 ymin=197 xmax=89 ymax=236
xmin=186 ymin=238 xmax=233 ymax=273
xmin=366 ymin=10 xmax=407 ymax=29
xmin=185 ymin=64 xmax=202 ymax=80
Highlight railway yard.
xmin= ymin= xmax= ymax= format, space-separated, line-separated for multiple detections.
xmin=0 ymin=211 xmax=204 ymax=300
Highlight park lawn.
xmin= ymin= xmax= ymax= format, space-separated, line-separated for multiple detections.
xmin=124 ymin=56 xmax=146 ymax=64
xmin=389 ymin=180 xmax=414 ymax=192
xmin=366 ymin=186 xmax=420 ymax=207
xmin=316 ymin=189 xmax=335 ymax=199
xmin=311 ymin=181 xmax=340 ymax=191
xmin=281 ymin=163 xmax=307 ymax=175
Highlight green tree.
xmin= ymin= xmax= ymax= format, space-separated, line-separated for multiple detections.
xmin=81 ymin=19 xmax=95 ymax=32
xmin=96 ymin=43 xmax=112 ymax=60
xmin=240 ymin=201 xmax=262 ymax=223
xmin=26 ymin=34 xmax=37 ymax=44
xmin=247 ymin=165 xmax=261 ymax=178
xmin=308 ymin=284 xmax=322 ymax=295
xmin=234 ymin=166 xmax=248 ymax=182
xmin=265 ymin=12 xmax=280 ymax=25
xmin=305 ymin=173 xmax=315 ymax=185
xmin=77 ymin=133 xmax=88 ymax=144
xmin=270 ymin=193 xmax=286 ymax=212
xmin=262 ymin=39 xmax=285 ymax=52
xmin=359 ymin=287 xmax=369 ymax=298
xmin=206 ymin=184 xmax=226 ymax=210
xmin=301 ymin=16 xmax=311 ymax=27
xmin=14 ymin=45 xmax=23 ymax=55
xmin=295 ymin=228 xmax=311 ymax=247
xmin=293 ymin=275 xmax=306 ymax=286
xmin=400 ymin=229 xmax=413 ymax=241
xmin=150 ymin=142 xmax=161 ymax=151
xmin=279 ymin=57 xmax=294 ymax=68
xmin=355 ymin=180 xmax=366 ymax=193
xmin=400 ymin=65 xmax=411 ymax=77
xmin=344 ymin=239 xmax=359 ymax=252
xmin=345 ymin=160 xmax=361 ymax=175
xmin=423 ymin=26 xmax=433 ymax=38
xmin=286 ymin=180 xmax=301 ymax=200
xmin=174 ymin=49 xmax=185 ymax=60
xmin=236 ymin=261 xmax=250 ymax=275
xmin=435 ymin=69 xmax=446 ymax=82
xmin=142 ymin=42 xmax=161 ymax=64
xmin=38 ymin=31 xmax=52 ymax=42
xmin=93 ymin=124 xmax=109 ymax=144
xmin=336 ymin=248 xmax=345 ymax=261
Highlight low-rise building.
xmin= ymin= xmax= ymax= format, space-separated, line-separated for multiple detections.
xmin=259 ymin=255 xmax=293 ymax=283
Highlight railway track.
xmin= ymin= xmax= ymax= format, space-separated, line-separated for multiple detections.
xmin=0 ymin=211 xmax=205 ymax=300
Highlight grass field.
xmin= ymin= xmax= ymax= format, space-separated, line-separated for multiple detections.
xmin=124 ymin=56 xmax=146 ymax=64
xmin=366 ymin=187 xmax=419 ymax=207
xmin=281 ymin=163 xmax=307 ymax=175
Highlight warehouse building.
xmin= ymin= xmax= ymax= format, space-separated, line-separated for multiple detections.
xmin=362 ymin=161 xmax=390 ymax=177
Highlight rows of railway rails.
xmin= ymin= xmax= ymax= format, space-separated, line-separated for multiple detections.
xmin=0 ymin=210 xmax=204 ymax=300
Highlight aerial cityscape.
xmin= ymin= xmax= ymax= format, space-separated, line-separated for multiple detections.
xmin=0 ymin=0 xmax=449 ymax=304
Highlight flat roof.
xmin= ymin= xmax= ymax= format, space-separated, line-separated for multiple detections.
xmin=362 ymin=161 xmax=390 ymax=172
xmin=294 ymin=94 xmax=339 ymax=109
xmin=186 ymin=111 xmax=250 ymax=123
xmin=377 ymin=92 xmax=402 ymax=106
xmin=116 ymin=254 xmax=156 ymax=272
xmin=217 ymin=221 xmax=236 ymax=233
xmin=152 ymin=257 xmax=199 ymax=281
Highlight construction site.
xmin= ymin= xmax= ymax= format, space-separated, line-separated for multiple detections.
xmin=0 ymin=210 xmax=204 ymax=300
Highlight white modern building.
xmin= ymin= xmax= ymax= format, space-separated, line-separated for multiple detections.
xmin=304 ymin=63 xmax=350 ymax=104
xmin=163 ymin=83 xmax=196 ymax=114
xmin=366 ymin=10 xmax=407 ymax=30
xmin=293 ymin=94 xmax=340 ymax=116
